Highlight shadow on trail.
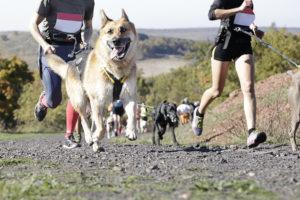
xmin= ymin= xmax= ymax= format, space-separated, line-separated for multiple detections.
xmin=149 ymin=144 xmax=225 ymax=154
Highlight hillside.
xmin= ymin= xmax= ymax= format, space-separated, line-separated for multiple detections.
xmin=0 ymin=31 xmax=195 ymax=76
xmin=1 ymin=28 xmax=299 ymax=76
xmin=138 ymin=27 xmax=300 ymax=41
xmin=190 ymin=72 xmax=292 ymax=145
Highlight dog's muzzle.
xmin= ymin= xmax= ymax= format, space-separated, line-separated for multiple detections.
xmin=107 ymin=37 xmax=131 ymax=61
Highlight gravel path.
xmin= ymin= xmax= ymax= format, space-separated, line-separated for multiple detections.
xmin=0 ymin=135 xmax=300 ymax=199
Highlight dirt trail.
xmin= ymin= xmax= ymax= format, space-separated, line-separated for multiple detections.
xmin=0 ymin=134 xmax=300 ymax=199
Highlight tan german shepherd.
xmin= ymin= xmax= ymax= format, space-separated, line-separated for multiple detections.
xmin=46 ymin=10 xmax=138 ymax=152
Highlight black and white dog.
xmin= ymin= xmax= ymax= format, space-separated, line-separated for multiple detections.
xmin=152 ymin=101 xmax=179 ymax=146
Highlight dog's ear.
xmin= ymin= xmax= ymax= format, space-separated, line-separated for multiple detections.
xmin=100 ymin=9 xmax=112 ymax=28
xmin=121 ymin=9 xmax=129 ymax=21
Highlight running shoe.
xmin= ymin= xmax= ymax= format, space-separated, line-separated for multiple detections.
xmin=192 ymin=107 xmax=204 ymax=136
xmin=34 ymin=92 xmax=47 ymax=121
xmin=63 ymin=135 xmax=80 ymax=149
xmin=247 ymin=130 xmax=267 ymax=148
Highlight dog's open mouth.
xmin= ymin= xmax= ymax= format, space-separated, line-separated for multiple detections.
xmin=108 ymin=38 xmax=131 ymax=61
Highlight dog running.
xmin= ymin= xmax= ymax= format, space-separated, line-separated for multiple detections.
xmin=152 ymin=101 xmax=179 ymax=146
xmin=46 ymin=9 xmax=139 ymax=152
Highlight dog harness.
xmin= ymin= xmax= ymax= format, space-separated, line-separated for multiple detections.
xmin=103 ymin=68 xmax=127 ymax=101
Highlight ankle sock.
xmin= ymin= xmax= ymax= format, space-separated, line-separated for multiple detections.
xmin=196 ymin=109 xmax=204 ymax=118
xmin=248 ymin=128 xmax=256 ymax=135
xmin=41 ymin=95 xmax=49 ymax=108
xmin=65 ymin=101 xmax=79 ymax=139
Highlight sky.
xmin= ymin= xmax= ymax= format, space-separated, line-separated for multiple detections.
xmin=0 ymin=0 xmax=299 ymax=31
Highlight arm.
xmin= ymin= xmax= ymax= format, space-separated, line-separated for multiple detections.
xmin=81 ymin=19 xmax=93 ymax=46
xmin=209 ymin=0 xmax=253 ymax=20
xmin=29 ymin=14 xmax=55 ymax=54
xmin=82 ymin=0 xmax=95 ymax=47
xmin=250 ymin=23 xmax=264 ymax=39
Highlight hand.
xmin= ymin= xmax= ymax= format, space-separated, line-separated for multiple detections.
xmin=43 ymin=44 xmax=55 ymax=55
xmin=80 ymin=42 xmax=90 ymax=50
xmin=254 ymin=29 xmax=265 ymax=39
xmin=239 ymin=0 xmax=253 ymax=11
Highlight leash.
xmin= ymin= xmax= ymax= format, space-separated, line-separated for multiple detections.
xmin=234 ymin=27 xmax=299 ymax=68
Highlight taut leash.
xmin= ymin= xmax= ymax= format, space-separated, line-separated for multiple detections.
xmin=234 ymin=27 xmax=299 ymax=68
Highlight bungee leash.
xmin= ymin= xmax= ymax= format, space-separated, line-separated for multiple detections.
xmin=234 ymin=27 xmax=299 ymax=68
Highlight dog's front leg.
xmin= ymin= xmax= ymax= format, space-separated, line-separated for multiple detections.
xmin=124 ymin=101 xmax=137 ymax=141
xmin=89 ymin=98 xmax=105 ymax=152
xmin=170 ymin=126 xmax=179 ymax=146
xmin=152 ymin=124 xmax=157 ymax=145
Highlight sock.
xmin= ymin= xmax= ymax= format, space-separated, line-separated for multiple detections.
xmin=65 ymin=101 xmax=79 ymax=139
xmin=196 ymin=109 xmax=204 ymax=118
xmin=41 ymin=95 xmax=49 ymax=108
xmin=248 ymin=128 xmax=256 ymax=135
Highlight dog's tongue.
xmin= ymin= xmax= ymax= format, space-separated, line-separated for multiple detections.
xmin=110 ymin=48 xmax=119 ymax=59
xmin=110 ymin=47 xmax=124 ymax=59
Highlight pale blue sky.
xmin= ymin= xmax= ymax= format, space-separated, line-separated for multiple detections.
xmin=0 ymin=0 xmax=299 ymax=31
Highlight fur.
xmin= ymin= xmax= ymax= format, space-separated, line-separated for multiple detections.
xmin=152 ymin=101 xmax=179 ymax=146
xmin=46 ymin=9 xmax=138 ymax=152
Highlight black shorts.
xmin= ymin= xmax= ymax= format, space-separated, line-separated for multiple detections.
xmin=213 ymin=39 xmax=253 ymax=62
xmin=113 ymin=106 xmax=125 ymax=116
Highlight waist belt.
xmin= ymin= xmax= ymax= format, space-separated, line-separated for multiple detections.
xmin=48 ymin=32 xmax=80 ymax=43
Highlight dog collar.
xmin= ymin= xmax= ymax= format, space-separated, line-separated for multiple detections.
xmin=102 ymin=67 xmax=127 ymax=101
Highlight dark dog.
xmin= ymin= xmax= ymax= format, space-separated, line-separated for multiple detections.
xmin=152 ymin=101 xmax=179 ymax=146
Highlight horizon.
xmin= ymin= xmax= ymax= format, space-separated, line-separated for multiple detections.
xmin=0 ymin=0 xmax=299 ymax=31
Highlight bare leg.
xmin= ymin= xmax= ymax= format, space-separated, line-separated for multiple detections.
xmin=290 ymin=116 xmax=299 ymax=151
xmin=235 ymin=54 xmax=256 ymax=130
xmin=198 ymin=59 xmax=230 ymax=114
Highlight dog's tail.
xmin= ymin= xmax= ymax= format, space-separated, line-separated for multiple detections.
xmin=45 ymin=54 xmax=69 ymax=79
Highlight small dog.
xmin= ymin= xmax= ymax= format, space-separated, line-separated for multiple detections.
xmin=288 ymin=70 xmax=300 ymax=151
xmin=46 ymin=10 xmax=138 ymax=152
xmin=152 ymin=101 xmax=179 ymax=146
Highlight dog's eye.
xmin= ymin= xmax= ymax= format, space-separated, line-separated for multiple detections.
xmin=120 ymin=26 xmax=127 ymax=33
xmin=107 ymin=29 xmax=113 ymax=35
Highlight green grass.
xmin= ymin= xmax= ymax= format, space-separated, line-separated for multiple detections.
xmin=0 ymin=133 xmax=60 ymax=141
xmin=191 ymin=180 xmax=278 ymax=200
xmin=0 ymin=158 xmax=33 ymax=167
xmin=0 ymin=157 xmax=281 ymax=200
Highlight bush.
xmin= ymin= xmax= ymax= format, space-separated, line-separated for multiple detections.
xmin=0 ymin=57 xmax=33 ymax=130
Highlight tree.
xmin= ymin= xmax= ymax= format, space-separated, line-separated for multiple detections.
xmin=0 ymin=57 xmax=33 ymax=129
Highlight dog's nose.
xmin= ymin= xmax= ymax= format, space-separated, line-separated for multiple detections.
xmin=112 ymin=38 xmax=121 ymax=46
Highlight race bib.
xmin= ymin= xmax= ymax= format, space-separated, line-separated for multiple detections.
xmin=234 ymin=8 xmax=255 ymax=26
xmin=54 ymin=12 xmax=83 ymax=33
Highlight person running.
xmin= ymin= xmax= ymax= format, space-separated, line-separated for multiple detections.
xmin=106 ymin=109 xmax=115 ymax=139
xmin=192 ymin=0 xmax=267 ymax=148
xmin=139 ymin=103 xmax=148 ymax=133
xmin=30 ymin=0 xmax=94 ymax=149
xmin=111 ymin=100 xmax=125 ymax=136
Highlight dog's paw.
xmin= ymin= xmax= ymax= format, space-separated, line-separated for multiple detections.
xmin=92 ymin=142 xmax=102 ymax=152
xmin=84 ymin=132 xmax=93 ymax=146
xmin=174 ymin=143 xmax=180 ymax=147
xmin=126 ymin=129 xmax=137 ymax=141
